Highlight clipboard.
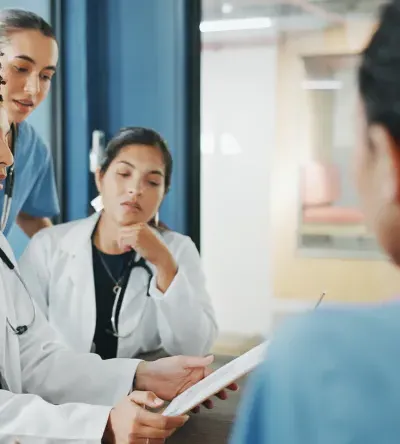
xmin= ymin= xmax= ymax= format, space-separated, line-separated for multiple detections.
xmin=162 ymin=341 xmax=268 ymax=417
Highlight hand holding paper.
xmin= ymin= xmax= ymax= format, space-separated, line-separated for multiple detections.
xmin=163 ymin=342 xmax=268 ymax=417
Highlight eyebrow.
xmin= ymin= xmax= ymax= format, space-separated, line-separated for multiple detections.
xmin=15 ymin=55 xmax=57 ymax=72
xmin=117 ymin=160 xmax=165 ymax=176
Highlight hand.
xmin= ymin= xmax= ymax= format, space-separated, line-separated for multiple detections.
xmin=103 ymin=391 xmax=189 ymax=444
xmin=135 ymin=355 xmax=239 ymax=412
xmin=119 ymin=223 xmax=177 ymax=292
xmin=118 ymin=223 xmax=174 ymax=268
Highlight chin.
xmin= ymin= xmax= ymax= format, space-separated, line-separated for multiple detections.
xmin=118 ymin=215 xmax=144 ymax=226
xmin=7 ymin=110 xmax=29 ymax=124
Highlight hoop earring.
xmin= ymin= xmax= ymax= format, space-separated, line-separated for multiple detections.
xmin=154 ymin=212 xmax=159 ymax=227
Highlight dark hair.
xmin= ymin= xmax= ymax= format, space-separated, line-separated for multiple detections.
xmin=0 ymin=8 xmax=55 ymax=41
xmin=0 ymin=50 xmax=5 ymax=102
xmin=100 ymin=127 xmax=173 ymax=230
xmin=358 ymin=0 xmax=400 ymax=143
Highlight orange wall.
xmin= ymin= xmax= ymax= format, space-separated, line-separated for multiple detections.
xmin=272 ymin=20 xmax=400 ymax=303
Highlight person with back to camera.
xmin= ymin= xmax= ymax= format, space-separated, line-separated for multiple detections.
xmin=231 ymin=1 xmax=400 ymax=442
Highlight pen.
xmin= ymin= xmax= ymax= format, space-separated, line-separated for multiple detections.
xmin=314 ymin=291 xmax=326 ymax=309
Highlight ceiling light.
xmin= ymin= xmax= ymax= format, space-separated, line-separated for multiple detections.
xmin=200 ymin=17 xmax=272 ymax=33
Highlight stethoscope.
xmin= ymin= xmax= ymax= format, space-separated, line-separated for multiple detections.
xmin=1 ymin=123 xmax=17 ymax=232
xmin=108 ymin=254 xmax=154 ymax=338
xmin=0 ymin=246 xmax=36 ymax=335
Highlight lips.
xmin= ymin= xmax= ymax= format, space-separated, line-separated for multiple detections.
xmin=121 ymin=201 xmax=142 ymax=211
xmin=13 ymin=99 xmax=34 ymax=112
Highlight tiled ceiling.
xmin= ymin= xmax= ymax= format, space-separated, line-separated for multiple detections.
xmin=202 ymin=0 xmax=388 ymax=21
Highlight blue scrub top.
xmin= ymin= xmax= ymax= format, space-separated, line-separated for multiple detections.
xmin=0 ymin=121 xmax=59 ymax=236
xmin=230 ymin=302 xmax=400 ymax=444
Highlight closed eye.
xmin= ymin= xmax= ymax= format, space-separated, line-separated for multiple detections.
xmin=13 ymin=66 xmax=28 ymax=73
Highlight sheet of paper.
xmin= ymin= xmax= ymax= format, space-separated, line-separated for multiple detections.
xmin=162 ymin=341 xmax=268 ymax=417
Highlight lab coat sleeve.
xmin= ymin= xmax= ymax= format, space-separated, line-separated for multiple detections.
xmin=11 ymin=244 xmax=141 ymax=407
xmin=18 ymin=229 xmax=51 ymax=318
xmin=17 ymin=300 xmax=141 ymax=407
xmin=0 ymin=389 xmax=111 ymax=443
xmin=149 ymin=237 xmax=218 ymax=356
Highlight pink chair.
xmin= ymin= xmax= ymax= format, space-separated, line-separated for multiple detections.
xmin=301 ymin=162 xmax=364 ymax=224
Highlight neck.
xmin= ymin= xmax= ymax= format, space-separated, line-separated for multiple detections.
xmin=93 ymin=213 xmax=124 ymax=255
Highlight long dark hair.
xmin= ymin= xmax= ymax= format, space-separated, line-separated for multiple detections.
xmin=358 ymin=0 xmax=400 ymax=143
xmin=100 ymin=127 xmax=173 ymax=230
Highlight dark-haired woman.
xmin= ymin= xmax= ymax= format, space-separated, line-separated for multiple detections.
xmin=0 ymin=8 xmax=60 ymax=237
xmin=230 ymin=2 xmax=400 ymax=443
xmin=19 ymin=126 xmax=218 ymax=359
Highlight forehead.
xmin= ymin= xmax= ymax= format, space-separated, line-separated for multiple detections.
xmin=116 ymin=144 xmax=166 ymax=169
xmin=4 ymin=29 xmax=58 ymax=67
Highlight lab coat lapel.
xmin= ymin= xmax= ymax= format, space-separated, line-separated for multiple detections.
xmin=0 ymin=235 xmax=22 ymax=392
xmin=61 ymin=214 xmax=99 ymax=353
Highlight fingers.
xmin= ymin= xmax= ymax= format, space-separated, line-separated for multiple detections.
xmin=201 ymin=399 xmax=214 ymax=409
xmin=139 ymin=409 xmax=189 ymax=431
xmin=133 ymin=438 xmax=165 ymax=444
xmin=215 ymin=390 xmax=228 ymax=400
xmin=129 ymin=391 xmax=164 ymax=409
xmin=181 ymin=354 xmax=214 ymax=369
xmin=215 ymin=383 xmax=239 ymax=400
xmin=135 ymin=424 xmax=176 ymax=440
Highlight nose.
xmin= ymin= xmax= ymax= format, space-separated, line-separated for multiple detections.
xmin=24 ymin=73 xmax=40 ymax=96
xmin=127 ymin=177 xmax=143 ymax=196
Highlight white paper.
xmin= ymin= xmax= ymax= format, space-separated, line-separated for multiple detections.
xmin=162 ymin=341 xmax=268 ymax=417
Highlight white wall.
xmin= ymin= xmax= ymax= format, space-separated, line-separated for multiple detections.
xmin=331 ymin=66 xmax=358 ymax=207
xmin=200 ymin=44 xmax=277 ymax=337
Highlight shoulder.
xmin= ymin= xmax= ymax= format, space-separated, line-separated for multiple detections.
xmin=28 ymin=218 xmax=87 ymax=251
xmin=17 ymin=121 xmax=51 ymax=161
xmin=268 ymin=303 xmax=400 ymax=386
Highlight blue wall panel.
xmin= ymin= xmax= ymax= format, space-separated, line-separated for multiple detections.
xmin=63 ymin=0 xmax=193 ymax=235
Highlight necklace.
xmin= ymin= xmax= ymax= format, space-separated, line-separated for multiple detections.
xmin=95 ymin=248 xmax=135 ymax=296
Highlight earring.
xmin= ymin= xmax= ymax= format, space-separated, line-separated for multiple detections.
xmin=91 ymin=195 xmax=104 ymax=212
xmin=154 ymin=211 xmax=159 ymax=227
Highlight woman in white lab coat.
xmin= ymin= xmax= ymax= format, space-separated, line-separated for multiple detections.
xmin=19 ymin=127 xmax=218 ymax=360
xmin=0 ymin=77 xmax=234 ymax=442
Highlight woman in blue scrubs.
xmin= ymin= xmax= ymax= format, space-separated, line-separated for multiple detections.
xmin=0 ymin=9 xmax=59 ymax=237
xmin=231 ymin=1 xmax=400 ymax=443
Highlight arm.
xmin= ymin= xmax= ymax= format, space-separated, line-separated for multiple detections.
xmin=19 ymin=140 xmax=59 ymax=238
xmin=149 ymin=238 xmax=218 ymax=356
xmin=17 ymin=300 xmax=140 ymax=407
xmin=0 ymin=390 xmax=111 ymax=443
xmin=16 ymin=212 xmax=53 ymax=238
xmin=18 ymin=229 xmax=52 ymax=318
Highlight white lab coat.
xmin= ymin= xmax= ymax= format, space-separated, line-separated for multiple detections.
xmin=0 ymin=233 xmax=141 ymax=443
xmin=18 ymin=213 xmax=218 ymax=358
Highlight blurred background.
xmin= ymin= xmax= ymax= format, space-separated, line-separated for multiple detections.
xmin=5 ymin=0 xmax=398 ymax=353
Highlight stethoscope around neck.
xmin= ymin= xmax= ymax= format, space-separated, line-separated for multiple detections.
xmin=0 ymin=246 xmax=36 ymax=335
xmin=1 ymin=123 xmax=17 ymax=232
xmin=103 ymin=251 xmax=154 ymax=338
